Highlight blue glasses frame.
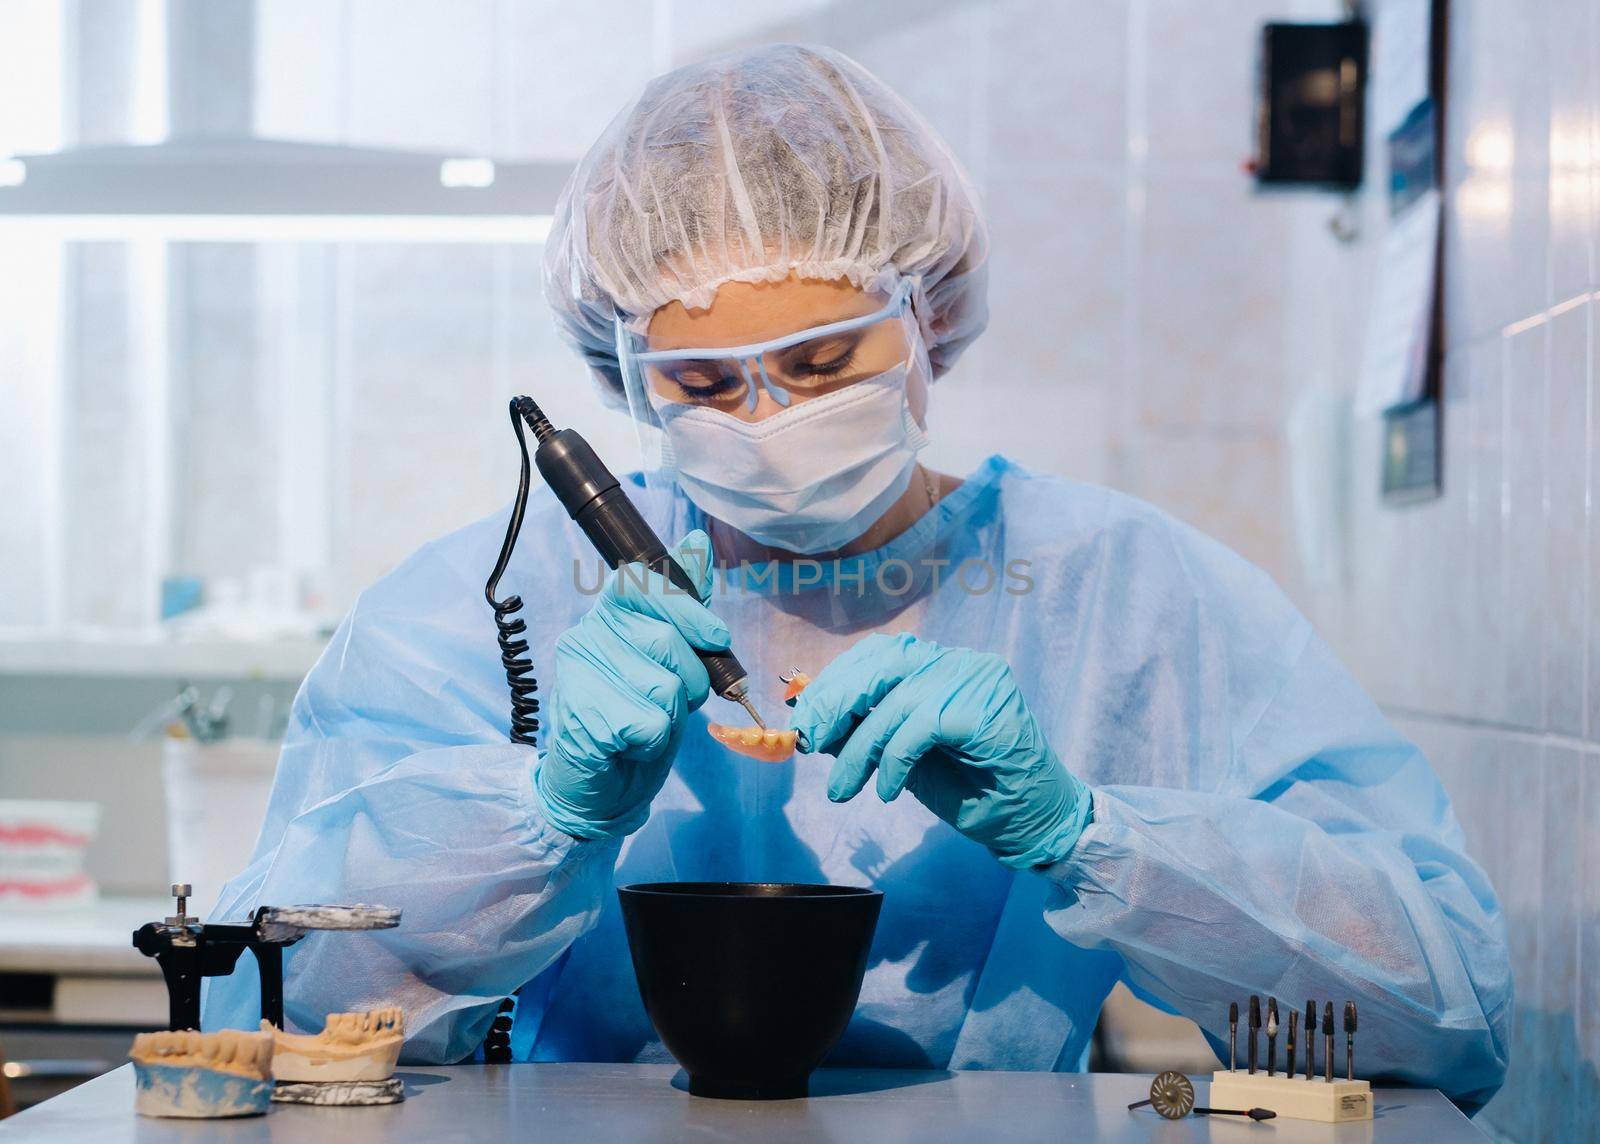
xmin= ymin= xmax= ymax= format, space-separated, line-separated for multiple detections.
xmin=614 ymin=277 xmax=915 ymax=412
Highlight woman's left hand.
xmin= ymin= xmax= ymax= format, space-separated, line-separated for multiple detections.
xmin=789 ymin=633 xmax=1092 ymax=869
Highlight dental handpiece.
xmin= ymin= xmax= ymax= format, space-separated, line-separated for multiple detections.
xmin=516 ymin=397 xmax=766 ymax=727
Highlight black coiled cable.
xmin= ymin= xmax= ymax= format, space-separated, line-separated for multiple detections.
xmin=485 ymin=398 xmax=544 ymax=747
xmin=480 ymin=398 xmax=551 ymax=1063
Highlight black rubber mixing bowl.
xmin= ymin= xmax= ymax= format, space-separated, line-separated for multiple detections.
xmin=618 ymin=881 xmax=883 ymax=1100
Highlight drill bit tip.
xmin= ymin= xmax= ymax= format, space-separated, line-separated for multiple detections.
xmin=734 ymin=694 xmax=767 ymax=729
xmin=1344 ymin=1001 xmax=1357 ymax=1032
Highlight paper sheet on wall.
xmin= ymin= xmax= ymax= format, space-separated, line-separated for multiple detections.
xmin=1372 ymin=0 xmax=1431 ymax=137
xmin=1357 ymin=187 xmax=1440 ymax=415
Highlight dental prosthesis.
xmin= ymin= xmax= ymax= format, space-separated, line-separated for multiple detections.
xmin=706 ymin=723 xmax=800 ymax=762
xmin=706 ymin=669 xmax=810 ymax=761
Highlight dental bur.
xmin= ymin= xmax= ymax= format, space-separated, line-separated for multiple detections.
xmin=1208 ymin=995 xmax=1375 ymax=1124
xmin=1266 ymin=997 xmax=1278 ymax=1076
xmin=1304 ymin=1000 xmax=1316 ymax=1080
xmin=1345 ymin=1002 xmax=1357 ymax=1080
xmin=1323 ymin=1002 xmax=1334 ymax=1082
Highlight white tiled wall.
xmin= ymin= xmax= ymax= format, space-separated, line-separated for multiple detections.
xmin=1303 ymin=2 xmax=1598 ymax=1139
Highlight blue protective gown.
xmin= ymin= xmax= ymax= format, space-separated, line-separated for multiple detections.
xmin=204 ymin=455 xmax=1510 ymax=1109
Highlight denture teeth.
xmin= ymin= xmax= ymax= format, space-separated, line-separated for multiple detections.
xmin=307 ymin=1008 xmax=406 ymax=1044
xmin=130 ymin=1027 xmax=273 ymax=1076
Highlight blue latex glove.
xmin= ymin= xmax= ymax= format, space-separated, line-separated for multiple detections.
xmin=791 ymin=632 xmax=1092 ymax=869
xmin=536 ymin=530 xmax=729 ymax=840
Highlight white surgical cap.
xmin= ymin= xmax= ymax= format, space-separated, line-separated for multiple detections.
xmin=542 ymin=42 xmax=990 ymax=403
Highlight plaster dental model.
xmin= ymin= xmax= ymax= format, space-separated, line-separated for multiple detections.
xmin=268 ymin=1007 xmax=406 ymax=1106
xmin=269 ymin=1007 xmax=404 ymax=1082
xmin=129 ymin=1028 xmax=274 ymax=1118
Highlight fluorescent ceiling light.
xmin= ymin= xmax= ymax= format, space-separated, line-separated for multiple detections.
xmin=440 ymin=158 xmax=495 ymax=188
xmin=0 ymin=159 xmax=25 ymax=187
xmin=0 ymin=213 xmax=552 ymax=243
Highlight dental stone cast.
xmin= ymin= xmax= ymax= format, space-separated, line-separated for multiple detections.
xmin=268 ymin=1007 xmax=405 ymax=1083
xmin=129 ymin=1028 xmax=275 ymax=1118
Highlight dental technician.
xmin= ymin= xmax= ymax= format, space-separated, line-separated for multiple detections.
xmin=207 ymin=44 xmax=1509 ymax=1109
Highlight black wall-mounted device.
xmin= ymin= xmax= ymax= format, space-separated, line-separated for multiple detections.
xmin=1255 ymin=21 xmax=1368 ymax=189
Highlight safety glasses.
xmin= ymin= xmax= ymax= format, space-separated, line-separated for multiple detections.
xmin=615 ymin=278 xmax=916 ymax=415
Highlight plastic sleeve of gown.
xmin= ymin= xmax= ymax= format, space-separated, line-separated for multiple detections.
xmin=200 ymin=516 xmax=622 ymax=1064
xmin=1033 ymin=511 xmax=1510 ymax=1111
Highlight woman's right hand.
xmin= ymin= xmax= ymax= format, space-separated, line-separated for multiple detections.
xmin=535 ymin=530 xmax=728 ymax=840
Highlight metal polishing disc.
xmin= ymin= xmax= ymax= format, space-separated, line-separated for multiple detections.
xmin=1148 ymin=1071 xmax=1196 ymax=1120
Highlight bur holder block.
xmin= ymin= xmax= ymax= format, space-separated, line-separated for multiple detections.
xmin=1209 ymin=1070 xmax=1373 ymax=1123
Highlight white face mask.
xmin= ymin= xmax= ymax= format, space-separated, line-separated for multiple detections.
xmin=648 ymin=353 xmax=932 ymax=555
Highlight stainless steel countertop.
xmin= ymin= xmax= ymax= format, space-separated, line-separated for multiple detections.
xmin=0 ymin=1062 xmax=1485 ymax=1142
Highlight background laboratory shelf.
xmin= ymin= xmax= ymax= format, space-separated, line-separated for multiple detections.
xmin=0 ymin=635 xmax=327 ymax=682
